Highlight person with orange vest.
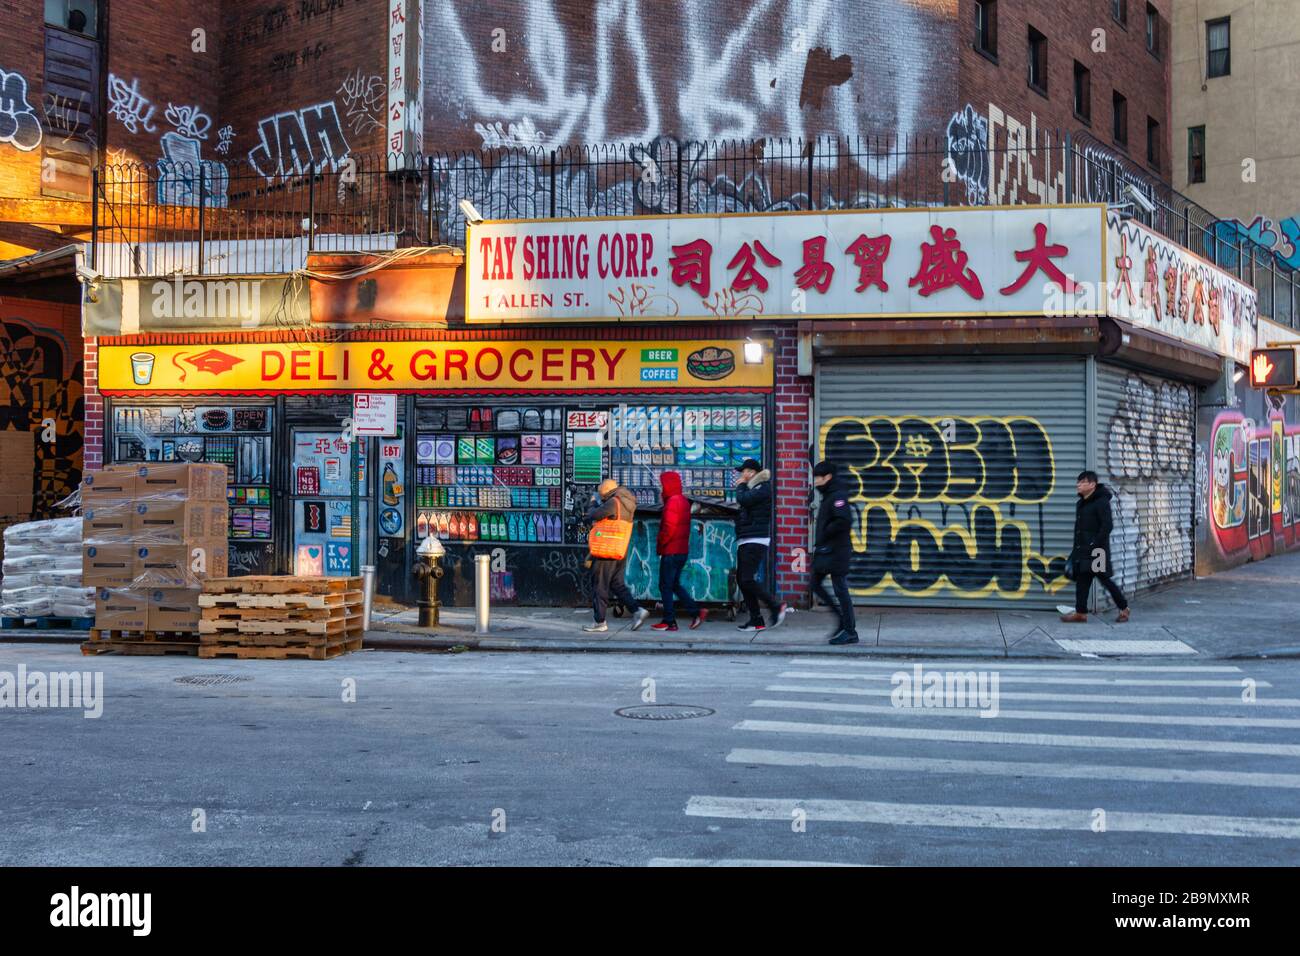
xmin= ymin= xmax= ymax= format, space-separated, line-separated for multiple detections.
xmin=583 ymin=479 xmax=649 ymax=633
xmin=651 ymin=471 xmax=708 ymax=632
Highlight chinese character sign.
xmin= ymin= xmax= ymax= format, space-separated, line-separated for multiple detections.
xmin=466 ymin=206 xmax=1107 ymax=322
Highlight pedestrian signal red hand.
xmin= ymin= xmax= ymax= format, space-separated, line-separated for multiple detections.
xmin=1253 ymin=352 xmax=1275 ymax=383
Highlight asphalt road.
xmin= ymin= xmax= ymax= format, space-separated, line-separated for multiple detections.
xmin=2 ymin=643 xmax=1298 ymax=866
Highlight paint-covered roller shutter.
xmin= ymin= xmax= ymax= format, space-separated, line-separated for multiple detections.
xmin=815 ymin=358 xmax=1087 ymax=610
xmin=1096 ymin=364 xmax=1195 ymax=601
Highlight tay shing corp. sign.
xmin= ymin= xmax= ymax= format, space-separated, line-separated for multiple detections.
xmin=467 ymin=205 xmax=1108 ymax=323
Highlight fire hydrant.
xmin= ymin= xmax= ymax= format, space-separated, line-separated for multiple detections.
xmin=414 ymin=534 xmax=445 ymax=627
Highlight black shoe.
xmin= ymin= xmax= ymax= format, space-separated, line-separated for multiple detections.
xmin=737 ymin=620 xmax=766 ymax=632
xmin=828 ymin=630 xmax=859 ymax=646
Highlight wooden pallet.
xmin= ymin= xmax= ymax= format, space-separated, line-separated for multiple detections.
xmin=197 ymin=636 xmax=363 ymax=661
xmin=88 ymin=628 xmax=200 ymax=644
xmin=198 ymin=628 xmax=362 ymax=647
xmin=81 ymin=640 xmax=199 ymax=656
xmin=198 ymin=615 xmax=352 ymax=636
xmin=2 ymin=615 xmax=94 ymax=630
xmin=197 ymin=590 xmax=359 ymax=610
xmin=202 ymin=576 xmax=362 ymax=596
xmin=200 ymin=604 xmax=346 ymax=623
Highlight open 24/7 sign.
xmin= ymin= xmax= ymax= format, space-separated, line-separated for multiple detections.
xmin=466 ymin=205 xmax=1107 ymax=323
xmin=352 ymin=393 xmax=398 ymax=436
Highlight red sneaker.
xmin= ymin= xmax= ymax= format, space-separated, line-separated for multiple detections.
xmin=650 ymin=621 xmax=678 ymax=632
xmin=690 ymin=609 xmax=710 ymax=630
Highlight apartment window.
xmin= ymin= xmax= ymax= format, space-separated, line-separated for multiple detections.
xmin=1112 ymin=0 xmax=1127 ymax=27
xmin=1113 ymin=91 xmax=1128 ymax=146
xmin=1147 ymin=117 xmax=1160 ymax=167
xmin=1146 ymin=4 xmax=1160 ymax=56
xmin=1207 ymin=17 xmax=1230 ymax=77
xmin=43 ymin=0 xmax=97 ymax=37
xmin=1073 ymin=62 xmax=1091 ymax=122
xmin=1027 ymin=26 xmax=1048 ymax=95
xmin=974 ymin=0 xmax=998 ymax=58
xmin=1188 ymin=126 xmax=1206 ymax=184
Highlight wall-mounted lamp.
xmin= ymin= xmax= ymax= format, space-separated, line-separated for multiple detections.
xmin=459 ymin=199 xmax=484 ymax=225
xmin=743 ymin=338 xmax=764 ymax=365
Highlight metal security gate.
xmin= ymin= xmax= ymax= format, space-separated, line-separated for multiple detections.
xmin=815 ymin=358 xmax=1088 ymax=610
xmin=1096 ymin=364 xmax=1196 ymax=600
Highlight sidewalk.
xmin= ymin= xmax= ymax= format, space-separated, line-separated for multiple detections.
xmin=364 ymin=549 xmax=1300 ymax=659
xmin=3 ymin=550 xmax=1296 ymax=659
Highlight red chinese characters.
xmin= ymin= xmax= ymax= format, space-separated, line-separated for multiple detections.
xmin=909 ymin=224 xmax=984 ymax=299
xmin=845 ymin=233 xmax=891 ymax=292
xmin=726 ymin=239 xmax=782 ymax=293
xmin=794 ymin=236 xmax=834 ymax=293
xmin=669 ymin=238 xmax=712 ymax=297
xmin=1002 ymin=222 xmax=1080 ymax=295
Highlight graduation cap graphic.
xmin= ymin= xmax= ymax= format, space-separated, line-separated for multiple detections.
xmin=171 ymin=348 xmax=245 ymax=381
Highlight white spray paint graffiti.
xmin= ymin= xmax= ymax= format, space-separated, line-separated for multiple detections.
xmin=0 ymin=67 xmax=43 ymax=151
xmin=156 ymin=104 xmax=228 ymax=208
xmin=336 ymin=69 xmax=385 ymax=137
xmin=1104 ymin=374 xmax=1194 ymax=597
xmin=42 ymin=90 xmax=93 ymax=148
xmin=106 ymin=74 xmax=158 ymax=134
xmin=429 ymin=0 xmax=939 ymax=150
xmin=944 ymin=103 xmax=987 ymax=204
xmin=247 ymin=101 xmax=350 ymax=182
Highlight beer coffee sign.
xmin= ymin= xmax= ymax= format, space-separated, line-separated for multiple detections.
xmin=466 ymin=205 xmax=1107 ymax=323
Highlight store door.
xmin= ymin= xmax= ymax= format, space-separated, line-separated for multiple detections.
xmin=815 ymin=358 xmax=1088 ymax=610
xmin=289 ymin=429 xmax=371 ymax=576
xmin=1096 ymin=364 xmax=1196 ymax=600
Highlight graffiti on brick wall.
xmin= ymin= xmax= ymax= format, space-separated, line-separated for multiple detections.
xmin=106 ymin=74 xmax=158 ymax=135
xmin=336 ymin=69 xmax=385 ymax=137
xmin=819 ymin=415 xmax=1071 ymax=599
xmin=247 ymin=101 xmax=350 ymax=182
xmin=944 ymin=104 xmax=987 ymax=205
xmin=1104 ymin=374 xmax=1195 ymax=594
xmin=1209 ymin=410 xmax=1300 ymax=561
xmin=0 ymin=319 xmax=84 ymax=512
xmin=988 ymin=104 xmax=1064 ymax=205
xmin=1213 ymin=215 xmax=1300 ymax=272
xmin=426 ymin=0 xmax=946 ymax=149
xmin=0 ymin=66 xmax=42 ymax=151
xmin=156 ymin=104 xmax=229 ymax=208
xmin=42 ymin=90 xmax=94 ymax=149
xmin=625 ymin=518 xmax=736 ymax=604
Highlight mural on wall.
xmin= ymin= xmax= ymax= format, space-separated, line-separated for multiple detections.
xmin=0 ymin=317 xmax=84 ymax=512
xmin=818 ymin=414 xmax=1072 ymax=600
xmin=1213 ymin=215 xmax=1300 ymax=272
xmin=0 ymin=66 xmax=43 ymax=151
xmin=1207 ymin=406 xmax=1300 ymax=565
xmin=625 ymin=518 xmax=736 ymax=604
xmin=1103 ymin=374 xmax=1195 ymax=596
xmin=424 ymin=0 xmax=953 ymax=150
xmin=247 ymin=101 xmax=350 ymax=182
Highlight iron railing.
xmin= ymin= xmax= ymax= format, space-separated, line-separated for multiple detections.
xmin=90 ymin=129 xmax=1299 ymax=327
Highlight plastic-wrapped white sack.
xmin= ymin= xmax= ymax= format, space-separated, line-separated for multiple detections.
xmin=3 ymin=553 xmax=83 ymax=575
xmin=0 ymin=569 xmax=85 ymax=590
xmin=3 ymin=517 xmax=81 ymax=547
xmin=0 ymin=585 xmax=94 ymax=619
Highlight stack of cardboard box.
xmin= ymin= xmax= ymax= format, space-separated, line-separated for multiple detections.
xmin=0 ymin=431 xmax=35 ymax=571
xmin=83 ymin=463 xmax=229 ymax=640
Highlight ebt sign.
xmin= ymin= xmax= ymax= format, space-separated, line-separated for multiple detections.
xmin=466 ymin=205 xmax=1107 ymax=323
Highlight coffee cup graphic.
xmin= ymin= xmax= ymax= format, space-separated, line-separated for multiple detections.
xmin=130 ymin=352 xmax=155 ymax=385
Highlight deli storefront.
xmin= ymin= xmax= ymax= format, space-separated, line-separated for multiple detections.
xmin=95 ymin=330 xmax=775 ymax=606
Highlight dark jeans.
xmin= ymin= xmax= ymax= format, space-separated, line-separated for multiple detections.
xmin=1075 ymin=569 xmax=1128 ymax=614
xmin=737 ymin=543 xmax=780 ymax=624
xmin=658 ymin=553 xmax=698 ymax=623
xmin=810 ymin=570 xmax=856 ymax=637
xmin=591 ymin=556 xmax=640 ymax=623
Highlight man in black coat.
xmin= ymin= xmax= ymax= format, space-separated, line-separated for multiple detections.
xmin=733 ymin=458 xmax=789 ymax=631
xmin=810 ymin=460 xmax=858 ymax=645
xmin=1062 ymin=469 xmax=1131 ymax=623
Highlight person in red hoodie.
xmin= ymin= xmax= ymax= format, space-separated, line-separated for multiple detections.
xmin=653 ymin=471 xmax=707 ymax=631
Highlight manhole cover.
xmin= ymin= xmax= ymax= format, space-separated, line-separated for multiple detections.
xmin=615 ymin=704 xmax=715 ymax=721
xmin=174 ymin=674 xmax=253 ymax=686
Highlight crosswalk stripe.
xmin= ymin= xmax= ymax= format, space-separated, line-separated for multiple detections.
xmin=779 ymin=671 xmax=1270 ymax=688
xmin=647 ymin=857 xmax=867 ymax=867
xmin=726 ymin=747 xmax=1300 ymax=789
xmin=765 ymin=683 xmax=1300 ymax=708
xmin=1053 ymin=639 xmax=1196 ymax=655
xmin=787 ymin=659 xmax=1244 ymax=673
xmin=684 ymin=795 xmax=1300 ymax=839
xmin=749 ymin=698 xmax=1300 ymax=729
xmin=735 ymin=718 xmax=1300 ymax=758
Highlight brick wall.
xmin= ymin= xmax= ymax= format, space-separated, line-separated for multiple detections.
xmin=0 ymin=0 xmax=53 ymax=205
xmin=957 ymin=0 xmax=1173 ymax=196
xmin=83 ymin=338 xmax=103 ymax=472
xmin=771 ymin=326 xmax=812 ymax=604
